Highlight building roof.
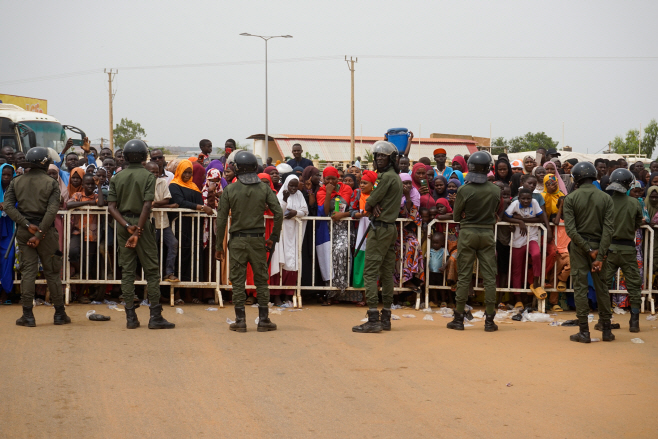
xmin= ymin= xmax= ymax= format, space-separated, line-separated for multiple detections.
xmin=247 ymin=134 xmax=478 ymax=162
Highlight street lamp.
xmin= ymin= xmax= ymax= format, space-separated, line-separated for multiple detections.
xmin=240 ymin=33 xmax=292 ymax=161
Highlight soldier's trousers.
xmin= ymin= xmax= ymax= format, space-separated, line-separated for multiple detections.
xmin=569 ymin=241 xmax=611 ymax=323
xmin=364 ymin=225 xmax=397 ymax=309
xmin=605 ymin=249 xmax=642 ymax=311
xmin=17 ymin=227 xmax=63 ymax=308
xmin=229 ymin=236 xmax=269 ymax=308
xmin=117 ymin=218 xmax=161 ymax=306
xmin=455 ymin=228 xmax=497 ymax=314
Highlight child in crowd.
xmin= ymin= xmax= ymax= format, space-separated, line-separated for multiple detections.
xmin=66 ymin=173 xmax=105 ymax=303
xmin=494 ymin=182 xmax=513 ymax=295
xmin=505 ymin=188 xmax=547 ymax=308
xmin=548 ymin=196 xmax=571 ymax=311
xmin=446 ymin=180 xmax=460 ymax=207
xmin=146 ymin=162 xmax=180 ymax=283
xmin=434 ymin=198 xmax=458 ymax=298
xmin=428 ymin=231 xmax=447 ymax=306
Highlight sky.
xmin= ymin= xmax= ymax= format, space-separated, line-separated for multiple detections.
xmin=2 ymin=0 xmax=657 ymax=156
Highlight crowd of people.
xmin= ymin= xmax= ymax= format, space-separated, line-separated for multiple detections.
xmin=0 ymin=138 xmax=654 ymax=317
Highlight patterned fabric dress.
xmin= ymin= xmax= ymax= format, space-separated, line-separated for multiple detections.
xmin=394 ymin=204 xmax=425 ymax=285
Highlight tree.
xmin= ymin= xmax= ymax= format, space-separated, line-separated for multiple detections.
xmin=610 ymin=119 xmax=658 ymax=158
xmin=491 ymin=137 xmax=507 ymax=156
xmin=506 ymin=132 xmax=558 ymax=153
xmin=235 ymin=141 xmax=250 ymax=151
xmin=113 ymin=118 xmax=146 ymax=149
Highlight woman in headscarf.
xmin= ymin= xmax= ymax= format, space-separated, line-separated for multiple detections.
xmin=425 ymin=165 xmax=436 ymax=194
xmin=293 ymin=166 xmax=304 ymax=179
xmin=494 ymin=157 xmax=512 ymax=186
xmin=533 ymin=166 xmax=547 ymax=192
xmin=523 ymin=155 xmax=535 ymax=174
xmin=67 ymin=167 xmax=86 ymax=198
xmin=448 ymin=170 xmax=465 ymax=186
xmin=541 ymin=174 xmax=565 ymax=220
xmin=645 ymin=172 xmax=658 ymax=197
xmin=446 ymin=178 xmax=461 ymax=207
xmin=543 ymin=161 xmax=568 ymax=194
xmin=48 ymin=164 xmax=69 ymax=252
xmin=432 ymin=175 xmax=449 ymax=200
xmin=316 ymin=166 xmax=353 ymax=304
xmin=169 ymin=160 xmax=213 ymax=304
xmin=264 ymin=166 xmax=282 ymax=191
xmin=395 ymin=173 xmax=425 ymax=298
xmin=299 ymin=166 xmax=323 ymax=288
xmin=206 ymin=160 xmax=228 ymax=189
xmin=411 ymin=163 xmax=436 ymax=209
xmin=276 ymin=163 xmax=294 ymax=185
xmin=0 ymin=164 xmax=16 ymax=302
xmin=451 ymin=155 xmax=467 ymax=174
xmin=188 ymin=157 xmax=206 ymax=192
xmin=269 ymin=175 xmax=309 ymax=306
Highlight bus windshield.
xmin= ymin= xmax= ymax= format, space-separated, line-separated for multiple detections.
xmin=20 ymin=121 xmax=66 ymax=152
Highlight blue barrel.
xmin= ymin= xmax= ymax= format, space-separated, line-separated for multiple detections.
xmin=386 ymin=128 xmax=410 ymax=154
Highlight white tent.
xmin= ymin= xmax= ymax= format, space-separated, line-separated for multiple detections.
xmin=496 ymin=151 xmax=652 ymax=166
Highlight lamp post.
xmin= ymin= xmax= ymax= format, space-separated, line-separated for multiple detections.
xmin=240 ymin=33 xmax=292 ymax=161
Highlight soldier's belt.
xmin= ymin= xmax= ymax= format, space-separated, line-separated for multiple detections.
xmin=231 ymin=232 xmax=264 ymax=238
xmin=611 ymin=239 xmax=635 ymax=247
xmin=372 ymin=220 xmax=395 ymax=228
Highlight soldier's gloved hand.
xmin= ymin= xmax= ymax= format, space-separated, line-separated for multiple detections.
xmin=215 ymin=250 xmax=224 ymax=261
xmin=265 ymin=239 xmax=274 ymax=253
xmin=27 ymin=224 xmax=41 ymax=235
xmin=591 ymin=261 xmax=603 ymax=273
xmin=27 ymin=236 xmax=40 ymax=248
xmin=589 ymin=250 xmax=599 ymax=261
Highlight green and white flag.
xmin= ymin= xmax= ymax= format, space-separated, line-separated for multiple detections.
xmin=352 ymin=216 xmax=370 ymax=288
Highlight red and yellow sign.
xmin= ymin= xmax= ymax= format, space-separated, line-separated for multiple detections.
xmin=0 ymin=94 xmax=48 ymax=114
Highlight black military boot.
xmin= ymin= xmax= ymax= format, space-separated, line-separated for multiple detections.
xmin=447 ymin=311 xmax=465 ymax=331
xmin=594 ymin=319 xmax=620 ymax=331
xmin=257 ymin=306 xmax=277 ymax=332
xmin=484 ymin=312 xmax=498 ymax=332
xmin=380 ymin=308 xmax=392 ymax=331
xmin=601 ymin=319 xmax=615 ymax=342
xmin=629 ymin=310 xmax=640 ymax=333
xmin=230 ymin=307 xmax=247 ymax=332
xmin=569 ymin=321 xmax=591 ymax=343
xmin=16 ymin=306 xmax=36 ymax=327
xmin=148 ymin=304 xmax=175 ymax=329
xmin=125 ymin=306 xmax=140 ymax=329
xmin=352 ymin=309 xmax=383 ymax=333
xmin=53 ymin=305 xmax=71 ymax=325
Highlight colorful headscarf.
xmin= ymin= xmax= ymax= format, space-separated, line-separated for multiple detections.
xmin=451 ymin=155 xmax=467 ymax=173
xmin=448 ymin=178 xmax=462 ymax=188
xmin=202 ymin=168 xmax=223 ymax=203
xmin=170 ymin=160 xmax=201 ymax=192
xmin=435 ymin=197 xmax=453 ymax=213
xmin=258 ymin=173 xmax=276 ymax=191
xmin=361 ymin=170 xmax=377 ymax=185
xmin=647 ymin=186 xmax=658 ymax=223
xmin=400 ymin=173 xmax=420 ymax=207
xmin=264 ymin=166 xmax=282 ymax=191
xmin=432 ymin=175 xmax=449 ymax=200
xmin=206 ymin=160 xmax=228 ymax=189
xmin=541 ymin=174 xmax=565 ymax=218
xmin=67 ymin=167 xmax=86 ymax=196
xmin=0 ymin=163 xmax=16 ymax=203
xmin=448 ymin=170 xmax=465 ymax=186
xmin=411 ymin=163 xmax=436 ymax=208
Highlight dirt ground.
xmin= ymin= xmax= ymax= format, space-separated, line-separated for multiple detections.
xmin=0 ymin=303 xmax=656 ymax=439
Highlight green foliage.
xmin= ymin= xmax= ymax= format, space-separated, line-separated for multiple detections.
xmin=304 ymin=151 xmax=320 ymax=160
xmin=488 ymin=133 xmax=558 ymax=155
xmin=235 ymin=141 xmax=250 ymax=151
xmin=610 ymin=119 xmax=658 ymax=158
xmin=152 ymin=146 xmax=172 ymax=155
xmin=113 ymin=118 xmax=146 ymax=149
xmin=363 ymin=148 xmax=374 ymax=163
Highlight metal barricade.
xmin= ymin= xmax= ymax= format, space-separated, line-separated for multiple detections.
xmin=289 ymin=216 xmax=424 ymax=308
xmin=424 ymin=220 xmax=547 ymax=311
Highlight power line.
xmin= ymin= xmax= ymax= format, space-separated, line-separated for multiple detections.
xmin=2 ymin=54 xmax=656 ymax=86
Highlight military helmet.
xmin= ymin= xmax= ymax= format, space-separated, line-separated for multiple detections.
xmin=464 ymin=151 xmax=492 ymax=184
xmin=372 ymin=140 xmax=399 ymax=172
xmin=234 ymin=151 xmax=260 ymax=185
xmin=123 ymin=139 xmax=149 ymax=163
xmin=25 ymin=147 xmax=52 ymax=169
xmin=571 ymin=161 xmax=597 ymax=184
xmin=606 ymin=168 xmax=635 ymax=193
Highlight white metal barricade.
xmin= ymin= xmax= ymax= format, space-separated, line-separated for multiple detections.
xmin=424 ymin=220 xmax=547 ymax=311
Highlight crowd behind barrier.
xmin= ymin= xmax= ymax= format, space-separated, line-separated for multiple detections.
xmin=9 ymin=207 xmax=655 ymax=314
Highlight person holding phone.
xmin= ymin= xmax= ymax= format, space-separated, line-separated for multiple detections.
xmin=56 ymin=137 xmax=97 ymax=186
xmin=411 ymin=163 xmax=436 ymax=209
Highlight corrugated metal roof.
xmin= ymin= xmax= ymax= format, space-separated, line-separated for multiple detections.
xmin=248 ymin=134 xmax=478 ymax=162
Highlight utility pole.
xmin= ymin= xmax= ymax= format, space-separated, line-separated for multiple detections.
xmin=345 ymin=56 xmax=357 ymax=163
xmin=104 ymin=69 xmax=118 ymax=151
xmin=100 ymin=137 xmax=104 ymax=148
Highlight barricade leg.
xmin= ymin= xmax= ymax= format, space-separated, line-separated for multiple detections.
xmin=170 ymin=285 xmax=174 ymax=307
xmin=65 ymin=285 xmax=70 ymax=306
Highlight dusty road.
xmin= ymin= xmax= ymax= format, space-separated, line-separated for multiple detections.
xmin=0 ymin=304 xmax=656 ymax=439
